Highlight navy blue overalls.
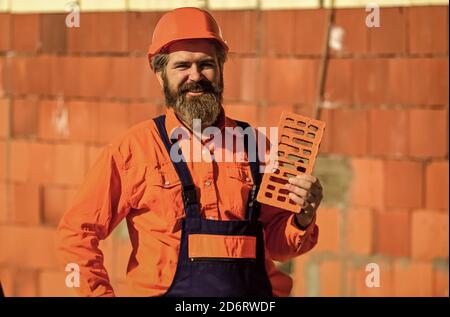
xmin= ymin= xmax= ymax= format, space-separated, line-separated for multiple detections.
xmin=153 ymin=115 xmax=273 ymax=297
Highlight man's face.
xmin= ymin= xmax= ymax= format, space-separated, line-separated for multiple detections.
xmin=158 ymin=39 xmax=223 ymax=130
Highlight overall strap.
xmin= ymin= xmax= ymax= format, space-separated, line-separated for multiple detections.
xmin=235 ymin=120 xmax=262 ymax=222
xmin=153 ymin=115 xmax=200 ymax=219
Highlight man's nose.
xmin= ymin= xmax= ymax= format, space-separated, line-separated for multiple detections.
xmin=187 ymin=64 xmax=202 ymax=82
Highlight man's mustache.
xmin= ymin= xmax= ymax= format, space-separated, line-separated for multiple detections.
xmin=178 ymin=80 xmax=216 ymax=95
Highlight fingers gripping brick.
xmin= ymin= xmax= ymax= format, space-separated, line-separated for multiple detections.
xmin=256 ymin=112 xmax=326 ymax=213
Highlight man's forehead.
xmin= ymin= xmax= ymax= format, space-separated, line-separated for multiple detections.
xmin=167 ymin=39 xmax=217 ymax=62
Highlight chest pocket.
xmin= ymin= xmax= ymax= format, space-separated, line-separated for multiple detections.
xmin=145 ymin=163 xmax=184 ymax=219
xmin=224 ymin=163 xmax=254 ymax=218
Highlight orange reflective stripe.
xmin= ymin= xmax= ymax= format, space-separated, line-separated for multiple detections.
xmin=188 ymin=234 xmax=257 ymax=259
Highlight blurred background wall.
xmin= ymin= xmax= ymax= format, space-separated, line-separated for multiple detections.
xmin=0 ymin=0 xmax=448 ymax=296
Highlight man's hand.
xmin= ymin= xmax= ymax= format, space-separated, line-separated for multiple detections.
xmin=284 ymin=174 xmax=323 ymax=229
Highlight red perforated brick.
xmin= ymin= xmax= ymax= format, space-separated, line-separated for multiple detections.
xmin=290 ymin=254 xmax=310 ymax=296
xmin=393 ymin=260 xmax=433 ymax=296
xmin=38 ymin=270 xmax=77 ymax=297
xmin=0 ymin=14 xmax=11 ymax=52
xmin=259 ymin=104 xmax=295 ymax=129
xmin=222 ymin=57 xmax=259 ymax=103
xmin=12 ymin=98 xmax=38 ymax=138
xmin=408 ymin=6 xmax=448 ymax=54
xmin=311 ymin=207 xmax=340 ymax=253
xmin=433 ymin=269 xmax=449 ymax=297
xmin=257 ymin=112 xmax=325 ymax=213
xmin=294 ymin=9 xmax=329 ymax=56
xmin=10 ymin=183 xmax=41 ymax=225
xmin=332 ymin=8 xmax=368 ymax=55
xmin=324 ymin=59 xmax=353 ymax=105
xmin=375 ymin=209 xmax=410 ymax=257
xmin=128 ymin=102 xmax=162 ymax=127
xmin=0 ymin=57 xmax=6 ymax=96
xmin=40 ymin=14 xmax=67 ymax=53
xmin=87 ymin=145 xmax=104 ymax=170
xmin=128 ymin=12 xmax=162 ymax=52
xmin=43 ymin=186 xmax=78 ymax=227
xmin=223 ymin=57 xmax=241 ymax=102
xmin=1 ymin=267 xmax=38 ymax=296
xmin=368 ymin=7 xmax=406 ymax=54
xmin=98 ymin=102 xmax=129 ymax=144
xmin=349 ymin=158 xmax=384 ymax=210
xmin=425 ymin=161 xmax=449 ymax=210
xmin=330 ymin=108 xmax=369 ymax=156
xmin=0 ymin=98 xmax=9 ymax=137
xmin=319 ymin=259 xmax=342 ymax=297
xmin=411 ymin=210 xmax=448 ymax=261
xmin=128 ymin=56 xmax=161 ymax=101
xmin=0 ymin=182 xmax=7 ymax=223
xmin=260 ymin=10 xmax=296 ymax=56
xmin=261 ymin=58 xmax=318 ymax=105
xmin=211 ymin=10 xmax=257 ymax=55
xmin=67 ymin=12 xmax=127 ymax=53
xmin=12 ymin=14 xmax=40 ymax=52
xmin=0 ymin=142 xmax=6 ymax=181
xmin=0 ymin=225 xmax=58 ymax=270
xmin=346 ymin=208 xmax=373 ymax=255
xmin=224 ymin=103 xmax=259 ymax=128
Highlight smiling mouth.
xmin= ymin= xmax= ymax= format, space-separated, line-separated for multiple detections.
xmin=186 ymin=91 xmax=204 ymax=96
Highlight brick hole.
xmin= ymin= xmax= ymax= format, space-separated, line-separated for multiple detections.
xmin=306 ymin=132 xmax=315 ymax=139
xmin=278 ymin=161 xmax=296 ymax=171
xmin=292 ymin=138 xmax=313 ymax=148
xmin=308 ymin=125 xmax=318 ymax=132
xmin=283 ymin=172 xmax=296 ymax=178
xmin=267 ymin=184 xmax=276 ymax=190
xmin=297 ymin=166 xmax=306 ymax=173
xmin=269 ymin=175 xmax=288 ymax=185
xmin=265 ymin=192 xmax=273 ymax=198
xmin=297 ymin=121 xmax=306 ymax=127
xmin=285 ymin=127 xmax=305 ymax=136
xmin=280 ymin=143 xmax=300 ymax=153
xmin=277 ymin=195 xmax=286 ymax=202
xmin=287 ymin=154 xmax=309 ymax=165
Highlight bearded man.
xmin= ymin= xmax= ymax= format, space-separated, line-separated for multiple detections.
xmin=57 ymin=7 xmax=323 ymax=297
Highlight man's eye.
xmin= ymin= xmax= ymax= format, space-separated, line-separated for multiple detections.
xmin=201 ymin=63 xmax=215 ymax=68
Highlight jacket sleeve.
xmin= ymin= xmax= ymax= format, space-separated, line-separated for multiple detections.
xmin=56 ymin=144 xmax=132 ymax=297
xmin=260 ymin=204 xmax=319 ymax=262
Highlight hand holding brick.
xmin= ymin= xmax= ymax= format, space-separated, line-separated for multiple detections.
xmin=257 ymin=112 xmax=326 ymax=213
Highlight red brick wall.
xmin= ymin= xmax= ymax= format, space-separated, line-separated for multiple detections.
xmin=0 ymin=6 xmax=448 ymax=296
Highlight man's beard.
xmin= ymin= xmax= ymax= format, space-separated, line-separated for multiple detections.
xmin=162 ymin=72 xmax=223 ymax=130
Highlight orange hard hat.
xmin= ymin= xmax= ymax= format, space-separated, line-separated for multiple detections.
xmin=147 ymin=7 xmax=228 ymax=62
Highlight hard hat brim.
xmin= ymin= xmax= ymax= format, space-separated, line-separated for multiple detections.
xmin=147 ymin=35 xmax=229 ymax=61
